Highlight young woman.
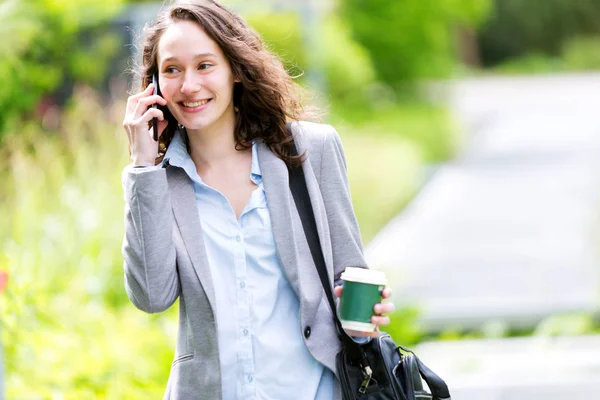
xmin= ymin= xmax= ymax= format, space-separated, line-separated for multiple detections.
xmin=121 ymin=1 xmax=395 ymax=399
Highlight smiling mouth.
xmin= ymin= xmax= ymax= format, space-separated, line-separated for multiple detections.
xmin=181 ymin=99 xmax=211 ymax=108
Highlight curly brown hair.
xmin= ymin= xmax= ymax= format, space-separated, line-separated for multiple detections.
xmin=134 ymin=0 xmax=317 ymax=166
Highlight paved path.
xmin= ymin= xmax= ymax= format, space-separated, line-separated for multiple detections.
xmin=414 ymin=335 xmax=600 ymax=400
xmin=365 ymin=73 xmax=600 ymax=331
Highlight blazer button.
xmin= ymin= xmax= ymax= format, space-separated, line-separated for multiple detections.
xmin=304 ymin=326 xmax=311 ymax=339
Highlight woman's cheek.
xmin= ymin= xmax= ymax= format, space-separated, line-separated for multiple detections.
xmin=159 ymin=79 xmax=177 ymax=100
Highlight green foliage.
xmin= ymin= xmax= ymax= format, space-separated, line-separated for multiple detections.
xmin=0 ymin=90 xmax=174 ymax=398
xmin=385 ymin=307 xmax=424 ymax=346
xmin=330 ymin=101 xmax=459 ymax=243
xmin=341 ymin=127 xmax=420 ymax=244
xmin=478 ymin=0 xmax=600 ymax=66
xmin=0 ymin=0 xmax=124 ymax=137
xmin=332 ymin=102 xmax=459 ymax=163
xmin=246 ymin=12 xmax=307 ymax=78
xmin=561 ymin=36 xmax=600 ymax=71
xmin=489 ymin=53 xmax=564 ymax=75
xmin=246 ymin=12 xmax=377 ymax=104
xmin=426 ymin=312 xmax=600 ymax=342
xmin=534 ymin=313 xmax=599 ymax=337
xmin=484 ymin=35 xmax=600 ymax=75
xmin=321 ymin=16 xmax=377 ymax=102
xmin=340 ymin=0 xmax=491 ymax=88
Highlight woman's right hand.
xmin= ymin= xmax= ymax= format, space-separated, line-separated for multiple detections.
xmin=123 ymin=83 xmax=169 ymax=166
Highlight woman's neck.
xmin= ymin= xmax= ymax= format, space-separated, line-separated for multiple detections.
xmin=186 ymin=118 xmax=247 ymax=173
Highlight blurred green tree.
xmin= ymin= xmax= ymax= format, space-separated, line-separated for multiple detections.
xmin=0 ymin=0 xmax=124 ymax=137
xmin=339 ymin=0 xmax=491 ymax=89
xmin=247 ymin=12 xmax=377 ymax=106
xmin=478 ymin=0 xmax=600 ymax=66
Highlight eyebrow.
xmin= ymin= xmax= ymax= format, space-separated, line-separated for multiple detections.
xmin=160 ymin=52 xmax=218 ymax=64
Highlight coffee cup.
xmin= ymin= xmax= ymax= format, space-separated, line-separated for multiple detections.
xmin=338 ymin=267 xmax=387 ymax=332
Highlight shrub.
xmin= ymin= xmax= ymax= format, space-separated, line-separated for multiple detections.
xmin=0 ymin=0 xmax=124 ymax=138
xmin=478 ymin=0 xmax=600 ymax=66
xmin=0 ymin=89 xmax=173 ymax=398
xmin=341 ymin=0 xmax=491 ymax=88
xmin=246 ymin=11 xmax=377 ymax=105
xmin=561 ymin=36 xmax=600 ymax=71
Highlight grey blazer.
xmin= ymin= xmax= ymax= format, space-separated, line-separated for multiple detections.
xmin=122 ymin=121 xmax=367 ymax=399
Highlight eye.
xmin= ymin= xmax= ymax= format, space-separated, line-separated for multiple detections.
xmin=164 ymin=66 xmax=179 ymax=74
xmin=198 ymin=63 xmax=213 ymax=70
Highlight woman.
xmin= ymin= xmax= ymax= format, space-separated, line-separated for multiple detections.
xmin=121 ymin=1 xmax=395 ymax=399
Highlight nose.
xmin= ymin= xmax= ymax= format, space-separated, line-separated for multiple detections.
xmin=180 ymin=71 xmax=202 ymax=94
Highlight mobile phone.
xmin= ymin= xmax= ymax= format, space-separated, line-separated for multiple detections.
xmin=152 ymin=73 xmax=160 ymax=141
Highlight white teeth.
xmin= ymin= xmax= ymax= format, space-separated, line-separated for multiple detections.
xmin=182 ymin=99 xmax=209 ymax=107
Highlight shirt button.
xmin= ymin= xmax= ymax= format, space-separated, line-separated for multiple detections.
xmin=236 ymin=235 xmax=241 ymax=242
xmin=304 ymin=326 xmax=311 ymax=339
xmin=247 ymin=375 xmax=253 ymax=383
xmin=243 ymin=328 xmax=249 ymax=336
xmin=240 ymin=281 xmax=246 ymax=289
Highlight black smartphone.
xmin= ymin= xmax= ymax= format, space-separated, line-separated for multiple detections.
xmin=152 ymin=73 xmax=161 ymax=142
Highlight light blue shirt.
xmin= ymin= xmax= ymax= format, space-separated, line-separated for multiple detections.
xmin=162 ymin=131 xmax=334 ymax=399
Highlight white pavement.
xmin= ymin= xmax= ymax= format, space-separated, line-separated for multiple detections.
xmin=366 ymin=73 xmax=600 ymax=331
xmin=414 ymin=335 xmax=600 ymax=400
xmin=366 ymin=73 xmax=600 ymax=400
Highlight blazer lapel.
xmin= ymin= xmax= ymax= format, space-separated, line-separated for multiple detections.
xmin=166 ymin=167 xmax=217 ymax=316
xmin=257 ymin=143 xmax=302 ymax=298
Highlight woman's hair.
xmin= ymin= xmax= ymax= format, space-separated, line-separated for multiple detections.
xmin=135 ymin=0 xmax=316 ymax=165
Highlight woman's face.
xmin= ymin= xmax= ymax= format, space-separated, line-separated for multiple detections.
xmin=157 ymin=20 xmax=237 ymax=135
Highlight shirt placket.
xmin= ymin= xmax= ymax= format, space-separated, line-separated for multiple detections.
xmin=236 ymin=184 xmax=265 ymax=399
xmin=234 ymin=218 xmax=255 ymax=398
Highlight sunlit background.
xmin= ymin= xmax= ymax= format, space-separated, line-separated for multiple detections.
xmin=2 ymin=0 xmax=600 ymax=398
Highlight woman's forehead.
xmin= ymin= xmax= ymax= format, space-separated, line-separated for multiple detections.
xmin=157 ymin=20 xmax=224 ymax=64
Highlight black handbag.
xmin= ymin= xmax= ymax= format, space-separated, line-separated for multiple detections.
xmin=286 ymin=134 xmax=452 ymax=400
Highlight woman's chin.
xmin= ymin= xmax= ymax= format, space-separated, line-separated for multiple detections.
xmin=176 ymin=117 xmax=209 ymax=132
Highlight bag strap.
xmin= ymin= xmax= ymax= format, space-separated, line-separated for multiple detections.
xmin=285 ymin=124 xmax=451 ymax=400
xmin=285 ymin=125 xmax=365 ymax=363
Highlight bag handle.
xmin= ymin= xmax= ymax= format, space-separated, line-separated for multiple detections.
xmin=397 ymin=345 xmax=451 ymax=400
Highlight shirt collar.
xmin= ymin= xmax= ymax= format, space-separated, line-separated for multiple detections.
xmin=162 ymin=130 xmax=263 ymax=187
xmin=250 ymin=140 xmax=262 ymax=185
xmin=161 ymin=129 xmax=201 ymax=183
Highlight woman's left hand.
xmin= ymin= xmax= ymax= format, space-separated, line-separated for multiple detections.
xmin=333 ymin=285 xmax=395 ymax=338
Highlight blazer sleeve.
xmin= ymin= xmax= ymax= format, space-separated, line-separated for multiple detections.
xmin=121 ymin=166 xmax=180 ymax=313
xmin=317 ymin=125 xmax=369 ymax=286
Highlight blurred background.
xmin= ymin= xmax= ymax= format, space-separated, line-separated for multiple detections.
xmin=2 ymin=0 xmax=600 ymax=398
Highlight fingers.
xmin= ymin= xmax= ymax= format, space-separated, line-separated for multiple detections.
xmin=134 ymin=94 xmax=167 ymax=113
xmin=123 ymin=84 xmax=170 ymax=164
xmin=373 ymin=289 xmax=395 ymax=329
xmin=126 ymin=83 xmax=166 ymax=115
xmin=374 ymin=302 xmax=395 ymax=315
xmin=137 ymin=83 xmax=156 ymax=98
xmin=371 ymin=315 xmax=390 ymax=326
xmin=156 ymin=119 xmax=169 ymax=138
xmin=124 ymin=85 xmax=167 ymax=132
xmin=132 ymin=107 xmax=164 ymax=127
xmin=126 ymin=84 xmax=155 ymax=112
xmin=334 ymin=286 xmax=343 ymax=298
